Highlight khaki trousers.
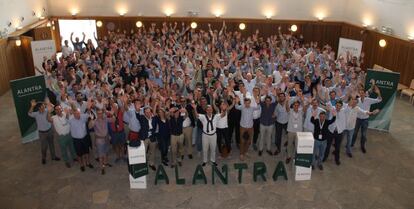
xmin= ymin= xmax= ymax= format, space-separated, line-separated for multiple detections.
xmin=183 ymin=126 xmax=193 ymax=156
xmin=240 ymin=127 xmax=253 ymax=155
xmin=144 ymin=138 xmax=157 ymax=166
xmin=171 ymin=134 xmax=184 ymax=165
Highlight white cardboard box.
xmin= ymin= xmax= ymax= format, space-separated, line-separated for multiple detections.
xmin=128 ymin=144 xmax=147 ymax=189
xmin=296 ymin=132 xmax=314 ymax=154
xmin=128 ymin=143 xmax=146 ymax=165
xmin=294 ymin=165 xmax=312 ymax=181
xmin=129 ymin=174 xmax=147 ymax=189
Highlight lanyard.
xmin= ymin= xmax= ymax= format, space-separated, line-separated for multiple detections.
xmin=319 ymin=120 xmax=325 ymax=130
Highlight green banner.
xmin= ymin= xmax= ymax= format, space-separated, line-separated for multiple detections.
xmin=365 ymin=69 xmax=400 ymax=131
xmin=295 ymin=153 xmax=313 ymax=168
xmin=10 ymin=75 xmax=47 ymax=143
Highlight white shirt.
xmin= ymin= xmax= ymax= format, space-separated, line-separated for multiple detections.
xmin=52 ymin=113 xmax=71 ymax=135
xmin=273 ymin=70 xmax=282 ymax=85
xmin=183 ymin=117 xmax=191 ymax=128
xmin=357 ymin=97 xmax=382 ymax=119
xmin=198 ymin=114 xmax=221 ymax=135
xmin=328 ymin=108 xmax=346 ymax=134
xmin=216 ymin=112 xmax=228 ymax=129
xmin=62 ymin=45 xmax=73 ymax=57
xmin=242 ymin=78 xmax=256 ymax=94
xmin=344 ymin=105 xmax=368 ymax=130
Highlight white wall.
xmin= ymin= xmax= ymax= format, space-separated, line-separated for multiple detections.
xmin=0 ymin=0 xmax=47 ymax=37
xmin=2 ymin=0 xmax=412 ymax=40
xmin=46 ymin=0 xmax=347 ymax=21
xmin=345 ymin=0 xmax=414 ymax=39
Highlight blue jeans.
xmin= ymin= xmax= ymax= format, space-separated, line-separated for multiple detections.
xmin=313 ymin=140 xmax=327 ymax=166
xmin=344 ymin=129 xmax=355 ymax=154
xmin=352 ymin=118 xmax=368 ymax=148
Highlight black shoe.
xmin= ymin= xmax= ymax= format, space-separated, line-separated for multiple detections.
xmin=105 ymin=163 xmax=112 ymax=167
xmin=65 ymin=162 xmax=71 ymax=168
xmin=95 ymin=158 xmax=99 ymax=162
xmin=347 ymin=153 xmax=353 ymax=158
xmin=258 ymin=151 xmax=262 ymax=156
xmin=284 ymin=142 xmax=287 ymax=147
xmin=335 ymin=160 xmax=341 ymax=166
xmin=273 ymin=150 xmax=280 ymax=156
xmin=87 ymin=164 xmax=94 ymax=169
xmin=101 ymin=169 xmax=105 ymax=175
xmin=42 ymin=159 xmax=46 ymax=165
xmin=361 ymin=147 xmax=366 ymax=154
xmin=351 ymin=143 xmax=354 ymax=147
xmin=178 ymin=161 xmax=182 ymax=167
xmin=285 ymin=158 xmax=291 ymax=164
xmin=188 ymin=154 xmax=193 ymax=159
xmin=318 ymin=164 xmax=324 ymax=170
xmin=162 ymin=161 xmax=168 ymax=167
xmin=202 ymin=162 xmax=206 ymax=167
xmin=170 ymin=164 xmax=175 ymax=168
xmin=74 ymin=158 xmax=79 ymax=162
xmin=149 ymin=164 xmax=156 ymax=171
xmin=253 ymin=144 xmax=258 ymax=151
xmin=80 ymin=166 xmax=85 ymax=172
xmin=266 ymin=150 xmax=273 ymax=156
xmin=212 ymin=162 xmax=217 ymax=167
xmin=312 ymin=165 xmax=315 ymax=170
xmin=322 ymin=157 xmax=327 ymax=162
xmin=181 ymin=155 xmax=184 ymax=160
xmin=53 ymin=157 xmax=61 ymax=161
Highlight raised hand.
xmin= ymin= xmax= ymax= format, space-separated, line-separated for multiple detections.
xmin=30 ymin=99 xmax=37 ymax=107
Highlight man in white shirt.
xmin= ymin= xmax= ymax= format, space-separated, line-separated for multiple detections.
xmin=352 ymin=89 xmax=382 ymax=153
xmin=192 ymin=104 xmax=224 ymax=166
xmin=344 ymin=97 xmax=372 ymax=158
xmin=62 ymin=40 xmax=73 ymax=58
xmin=325 ymin=100 xmax=346 ymax=165
xmin=49 ymin=105 xmax=77 ymax=168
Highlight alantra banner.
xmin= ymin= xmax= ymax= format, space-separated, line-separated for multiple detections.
xmin=10 ymin=75 xmax=47 ymax=143
xmin=365 ymin=69 xmax=400 ymax=131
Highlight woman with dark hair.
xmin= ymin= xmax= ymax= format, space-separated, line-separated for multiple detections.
xmin=153 ymin=108 xmax=170 ymax=166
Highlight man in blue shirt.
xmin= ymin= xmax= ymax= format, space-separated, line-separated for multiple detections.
xmin=28 ymin=100 xmax=60 ymax=165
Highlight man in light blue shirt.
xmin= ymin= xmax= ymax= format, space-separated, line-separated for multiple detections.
xmin=28 ymin=100 xmax=60 ymax=165
xmin=69 ymin=108 xmax=92 ymax=172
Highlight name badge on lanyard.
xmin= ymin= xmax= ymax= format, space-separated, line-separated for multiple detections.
xmin=319 ymin=120 xmax=325 ymax=140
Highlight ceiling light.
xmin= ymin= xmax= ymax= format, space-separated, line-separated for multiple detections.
xmin=96 ymin=20 xmax=103 ymax=27
xmin=290 ymin=24 xmax=298 ymax=32
xmin=379 ymin=39 xmax=387 ymax=47
xmin=136 ymin=21 xmax=143 ymax=28
xmin=239 ymin=23 xmax=246 ymax=30
xmin=190 ymin=22 xmax=197 ymax=29
xmin=15 ymin=39 xmax=21 ymax=46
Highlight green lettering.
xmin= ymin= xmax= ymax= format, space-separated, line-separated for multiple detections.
xmin=155 ymin=165 xmax=169 ymax=185
xmin=192 ymin=164 xmax=207 ymax=184
xmin=253 ymin=162 xmax=267 ymax=182
xmin=234 ymin=163 xmax=248 ymax=184
xmin=272 ymin=161 xmax=288 ymax=181
xmin=212 ymin=164 xmax=228 ymax=185
xmin=175 ymin=166 xmax=186 ymax=185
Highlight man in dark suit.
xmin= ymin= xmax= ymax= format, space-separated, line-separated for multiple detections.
xmin=310 ymin=111 xmax=336 ymax=170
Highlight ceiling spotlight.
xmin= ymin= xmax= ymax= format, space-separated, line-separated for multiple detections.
xmin=290 ymin=24 xmax=298 ymax=32
xmin=190 ymin=22 xmax=197 ymax=29
xmin=239 ymin=23 xmax=246 ymax=30
xmin=379 ymin=39 xmax=387 ymax=48
xmin=46 ymin=21 xmax=51 ymax=27
xmin=15 ymin=39 xmax=21 ymax=46
xmin=96 ymin=20 xmax=103 ymax=27
xmin=136 ymin=21 xmax=143 ymax=28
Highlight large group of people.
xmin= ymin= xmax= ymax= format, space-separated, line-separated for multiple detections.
xmin=29 ymin=21 xmax=382 ymax=175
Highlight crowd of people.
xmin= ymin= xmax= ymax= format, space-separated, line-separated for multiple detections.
xmin=29 ymin=21 xmax=382 ymax=175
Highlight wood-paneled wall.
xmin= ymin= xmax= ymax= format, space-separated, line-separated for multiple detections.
xmin=0 ymin=36 xmax=34 ymax=95
xmin=340 ymin=23 xmax=414 ymax=86
xmin=52 ymin=17 xmax=344 ymax=52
